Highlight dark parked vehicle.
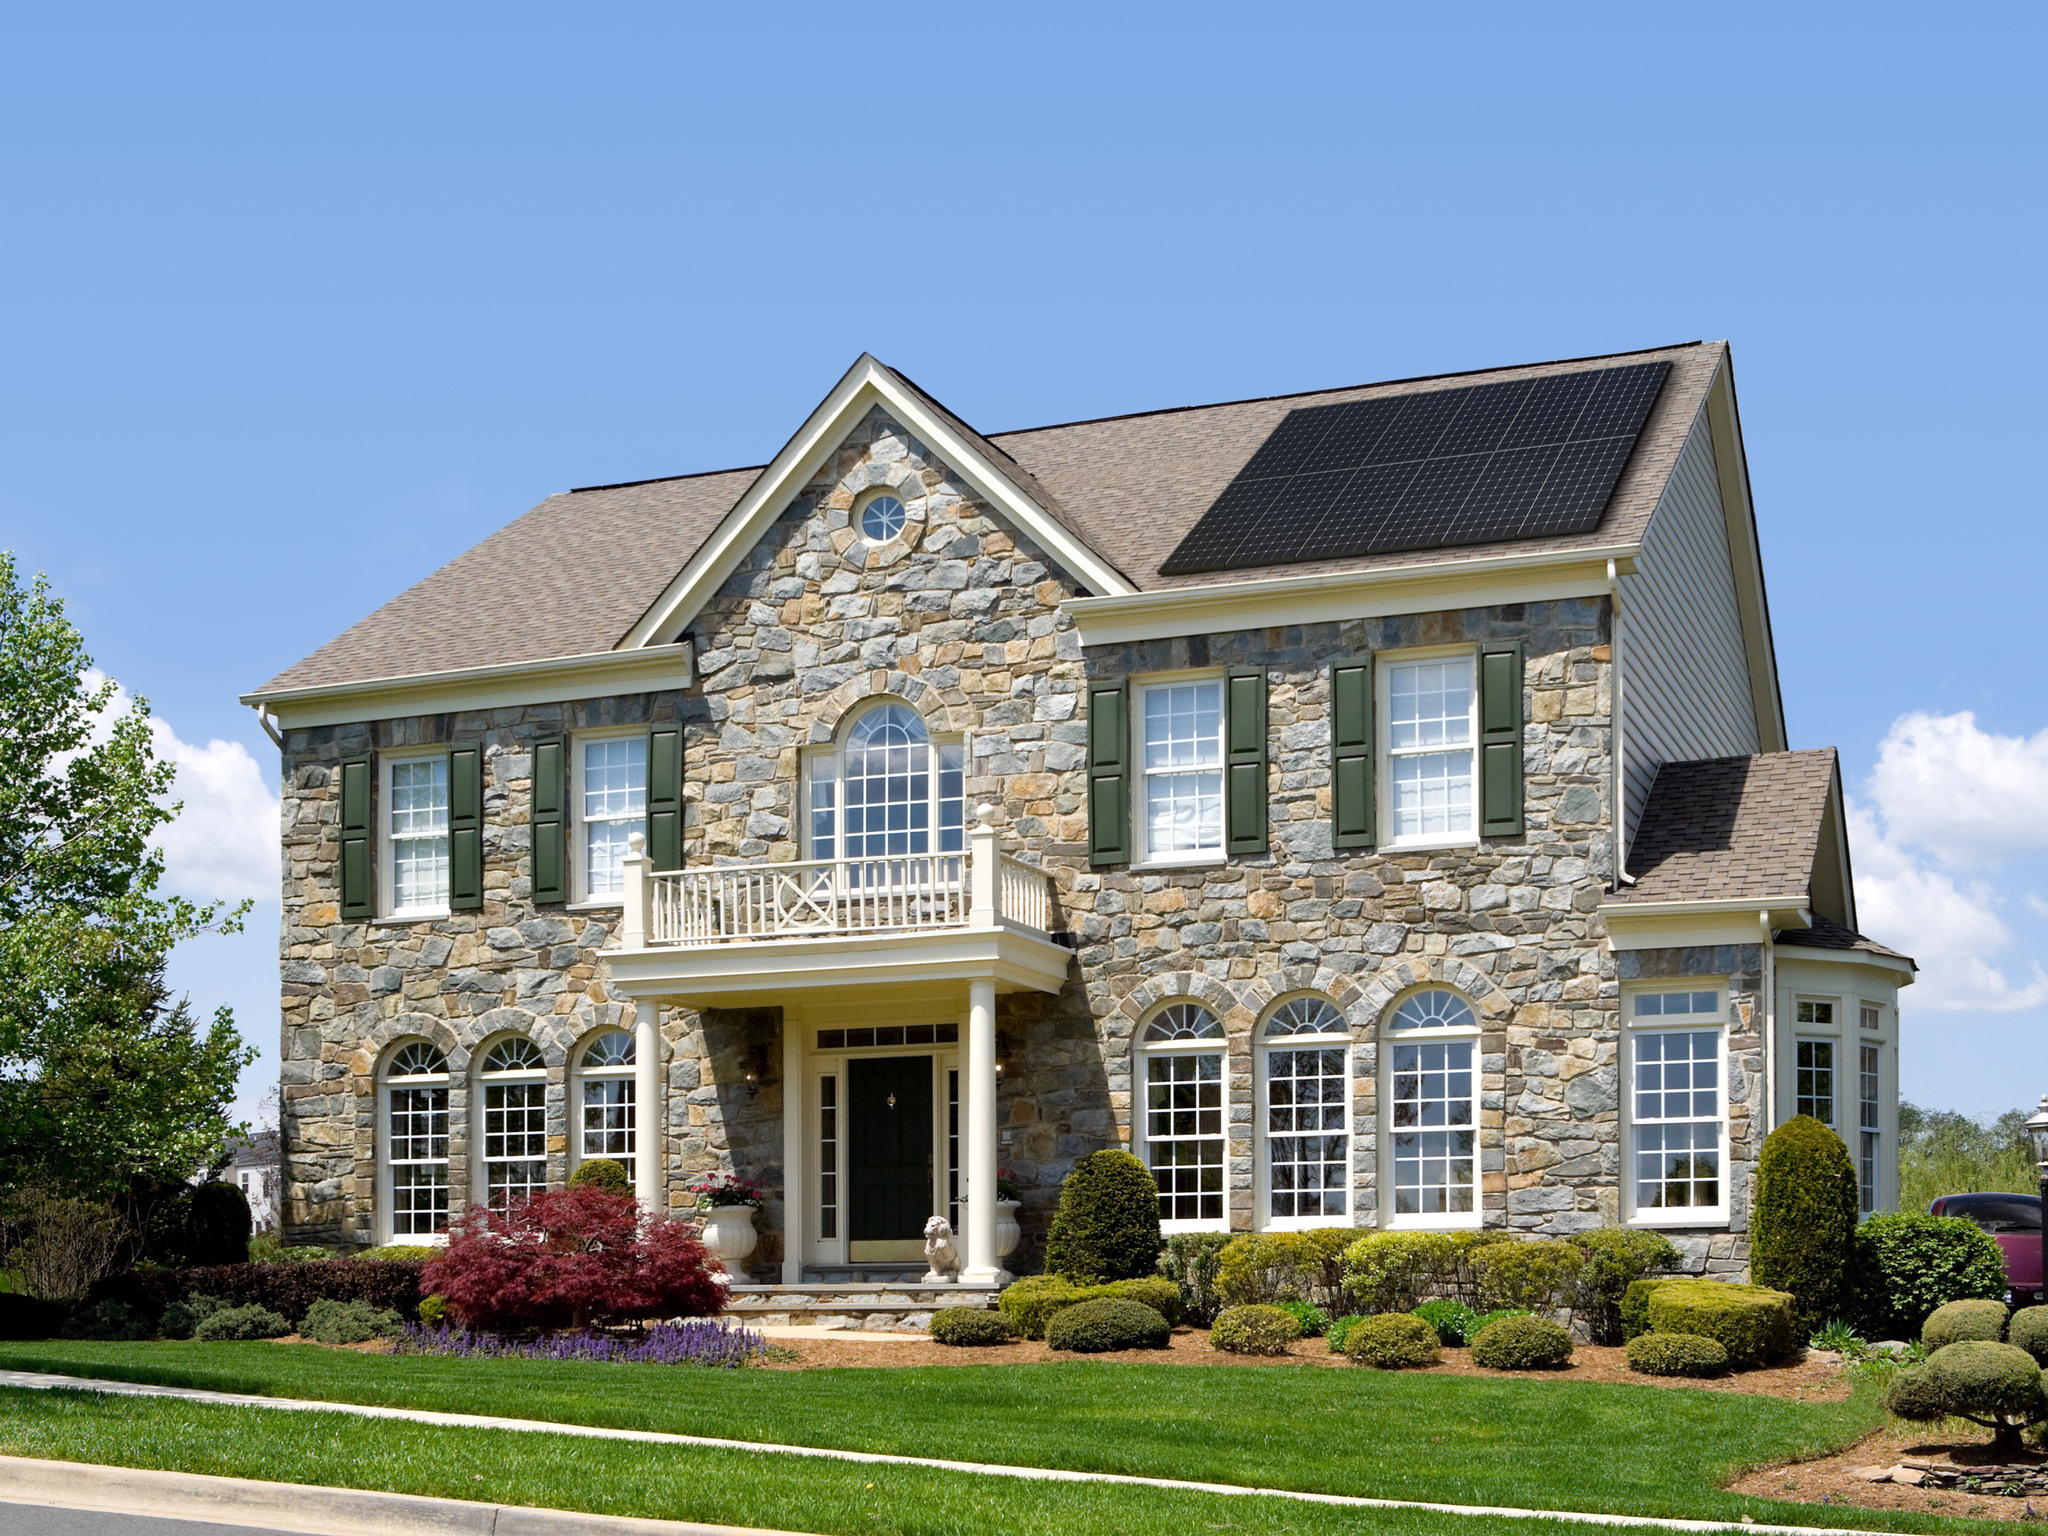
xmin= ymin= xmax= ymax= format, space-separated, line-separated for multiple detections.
xmin=1928 ymin=1192 xmax=2043 ymax=1304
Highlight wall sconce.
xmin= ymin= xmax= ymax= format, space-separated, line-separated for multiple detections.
xmin=995 ymin=1031 xmax=1016 ymax=1078
xmin=741 ymin=1037 xmax=775 ymax=1098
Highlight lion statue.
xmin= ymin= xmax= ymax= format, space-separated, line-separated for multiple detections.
xmin=921 ymin=1214 xmax=962 ymax=1283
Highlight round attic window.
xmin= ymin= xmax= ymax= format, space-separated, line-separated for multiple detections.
xmin=860 ymin=494 xmax=907 ymax=543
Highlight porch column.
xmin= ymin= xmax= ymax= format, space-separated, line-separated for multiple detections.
xmin=780 ymin=1004 xmax=805 ymax=1284
xmin=633 ymin=999 xmax=661 ymax=1215
xmin=962 ymin=976 xmax=1002 ymax=1285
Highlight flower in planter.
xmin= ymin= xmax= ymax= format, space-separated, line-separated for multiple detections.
xmin=996 ymin=1168 xmax=1022 ymax=1202
xmin=689 ymin=1176 xmax=766 ymax=1211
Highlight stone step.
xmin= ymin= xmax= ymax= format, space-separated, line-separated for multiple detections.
xmin=720 ymin=1283 xmax=1001 ymax=1334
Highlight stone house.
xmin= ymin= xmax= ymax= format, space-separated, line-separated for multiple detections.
xmin=243 ymin=341 xmax=1913 ymax=1291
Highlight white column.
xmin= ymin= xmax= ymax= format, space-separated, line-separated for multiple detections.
xmin=633 ymin=998 xmax=661 ymax=1215
xmin=780 ymin=1004 xmax=806 ymax=1284
xmin=962 ymin=976 xmax=1003 ymax=1285
xmin=620 ymin=831 xmax=650 ymax=950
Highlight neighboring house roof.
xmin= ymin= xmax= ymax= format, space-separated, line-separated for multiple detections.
xmin=1774 ymin=915 xmax=1915 ymax=965
xmin=225 ymin=1130 xmax=281 ymax=1168
xmin=1616 ymin=749 xmax=1839 ymax=905
xmin=251 ymin=340 xmax=1720 ymax=696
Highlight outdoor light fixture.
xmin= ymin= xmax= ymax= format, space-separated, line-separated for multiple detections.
xmin=740 ymin=1036 xmax=775 ymax=1099
xmin=2027 ymin=1093 xmax=2048 ymax=1308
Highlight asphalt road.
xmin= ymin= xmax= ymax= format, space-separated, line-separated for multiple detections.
xmin=0 ymin=1504 xmax=304 ymax=1536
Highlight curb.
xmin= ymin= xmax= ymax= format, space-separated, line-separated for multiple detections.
xmin=0 ymin=1456 xmax=816 ymax=1536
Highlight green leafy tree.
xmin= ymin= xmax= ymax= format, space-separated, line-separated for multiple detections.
xmin=0 ymin=551 xmax=253 ymax=1199
xmin=1896 ymin=1101 xmax=2038 ymax=1214
xmin=1750 ymin=1114 xmax=1860 ymax=1334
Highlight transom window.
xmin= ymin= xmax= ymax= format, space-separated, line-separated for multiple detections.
xmin=1262 ymin=998 xmax=1349 ymax=1225
xmin=576 ymin=1030 xmax=636 ymax=1189
xmin=1142 ymin=1003 xmax=1225 ymax=1227
xmin=580 ymin=736 xmax=647 ymax=898
xmin=1384 ymin=656 xmax=1475 ymax=844
xmin=1636 ymin=990 xmax=1719 ymax=1018
xmin=479 ymin=1037 xmax=547 ymax=1209
xmin=808 ymin=703 xmax=963 ymax=863
xmin=1147 ymin=1002 xmax=1226 ymax=1041
xmin=388 ymin=756 xmax=450 ymax=912
xmin=1390 ymin=989 xmax=1478 ymax=1031
xmin=383 ymin=1041 xmax=448 ymax=1239
xmin=859 ymin=494 xmax=907 ymax=543
xmin=1266 ymin=997 xmax=1345 ymax=1037
xmin=1140 ymin=680 xmax=1223 ymax=862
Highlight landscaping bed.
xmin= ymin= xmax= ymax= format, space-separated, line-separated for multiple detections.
xmin=1731 ymin=1427 xmax=2048 ymax=1524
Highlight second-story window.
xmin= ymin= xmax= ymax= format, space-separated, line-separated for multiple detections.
xmin=1383 ymin=655 xmax=1476 ymax=845
xmin=386 ymin=755 xmax=450 ymax=914
xmin=807 ymin=702 xmax=963 ymax=863
xmin=1140 ymin=679 xmax=1223 ymax=863
xmin=578 ymin=735 xmax=647 ymax=899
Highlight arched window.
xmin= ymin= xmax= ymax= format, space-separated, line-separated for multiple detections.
xmin=1382 ymin=989 xmax=1480 ymax=1226
xmin=1259 ymin=998 xmax=1349 ymax=1227
xmin=381 ymin=1040 xmax=448 ymax=1240
xmin=1139 ymin=1003 xmax=1225 ymax=1229
xmin=807 ymin=702 xmax=963 ymax=864
xmin=574 ymin=1030 xmax=636 ymax=1189
xmin=477 ymin=1036 xmax=548 ymax=1208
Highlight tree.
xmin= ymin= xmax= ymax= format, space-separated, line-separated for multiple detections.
xmin=1750 ymin=1114 xmax=1860 ymax=1334
xmin=0 ymin=551 xmax=253 ymax=1199
xmin=1897 ymin=1100 xmax=2038 ymax=1214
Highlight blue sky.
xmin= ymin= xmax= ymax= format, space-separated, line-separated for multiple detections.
xmin=2 ymin=3 xmax=2042 ymax=1124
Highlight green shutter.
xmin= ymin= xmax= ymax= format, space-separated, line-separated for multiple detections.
xmin=448 ymin=744 xmax=483 ymax=911
xmin=1223 ymin=666 xmax=1267 ymax=856
xmin=338 ymin=754 xmax=373 ymax=920
xmin=1478 ymin=642 xmax=1525 ymax=839
xmin=647 ymin=723 xmax=683 ymax=871
xmin=1086 ymin=678 xmax=1129 ymax=866
xmin=1329 ymin=658 xmax=1375 ymax=849
xmin=531 ymin=734 xmax=567 ymax=904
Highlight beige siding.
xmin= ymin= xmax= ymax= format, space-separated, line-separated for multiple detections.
xmin=1621 ymin=409 xmax=1759 ymax=848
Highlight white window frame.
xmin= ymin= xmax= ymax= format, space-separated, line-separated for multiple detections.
xmin=1133 ymin=672 xmax=1227 ymax=868
xmin=1380 ymin=988 xmax=1483 ymax=1230
xmin=571 ymin=1028 xmax=638 ymax=1189
xmin=1624 ymin=985 xmax=1730 ymax=1228
xmin=378 ymin=1039 xmax=450 ymax=1245
xmin=1257 ymin=996 xmax=1352 ymax=1230
xmin=380 ymin=748 xmax=452 ymax=919
xmin=1138 ymin=1002 xmax=1229 ymax=1233
xmin=1794 ymin=999 xmax=1839 ymax=1128
xmin=1857 ymin=1021 xmax=1882 ymax=1214
xmin=474 ymin=1035 xmax=550 ymax=1210
xmin=1378 ymin=647 xmax=1479 ymax=852
xmin=802 ymin=700 xmax=966 ymax=865
xmin=571 ymin=727 xmax=648 ymax=905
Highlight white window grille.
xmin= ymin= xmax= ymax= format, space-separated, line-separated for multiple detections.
xmin=580 ymin=737 xmax=647 ymax=899
xmin=1262 ymin=998 xmax=1349 ymax=1223
xmin=1630 ymin=989 xmax=1725 ymax=1217
xmin=576 ymin=1030 xmax=636 ymax=1188
xmin=1795 ymin=1011 xmax=1836 ymax=1126
xmin=384 ymin=1040 xmax=448 ymax=1238
xmin=479 ymin=1036 xmax=548 ymax=1208
xmin=1859 ymin=1033 xmax=1881 ymax=1214
xmin=1143 ymin=1003 xmax=1225 ymax=1227
xmin=388 ymin=757 xmax=450 ymax=912
xmin=808 ymin=703 xmax=963 ymax=861
xmin=1384 ymin=656 xmax=1475 ymax=843
xmin=1140 ymin=681 xmax=1223 ymax=861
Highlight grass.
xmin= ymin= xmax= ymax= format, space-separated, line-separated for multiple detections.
xmin=0 ymin=1383 xmax=2022 ymax=1536
xmin=0 ymin=1338 xmax=2021 ymax=1532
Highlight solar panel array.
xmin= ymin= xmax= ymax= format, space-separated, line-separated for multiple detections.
xmin=1158 ymin=360 xmax=1671 ymax=576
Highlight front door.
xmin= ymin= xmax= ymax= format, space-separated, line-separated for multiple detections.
xmin=848 ymin=1055 xmax=933 ymax=1260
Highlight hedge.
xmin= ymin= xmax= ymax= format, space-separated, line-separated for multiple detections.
xmin=928 ymin=1308 xmax=1015 ymax=1346
xmin=1849 ymin=1213 xmax=2007 ymax=1340
xmin=1626 ymin=1332 xmax=1730 ymax=1377
xmin=1750 ymin=1115 xmax=1859 ymax=1335
xmin=1573 ymin=1228 xmax=1680 ymax=1345
xmin=88 ymin=1259 xmax=425 ymax=1326
xmin=1619 ymin=1279 xmax=1661 ymax=1343
xmin=997 ymin=1275 xmax=1183 ymax=1339
xmin=1644 ymin=1280 xmax=1796 ymax=1367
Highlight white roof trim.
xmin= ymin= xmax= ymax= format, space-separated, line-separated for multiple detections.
xmin=620 ymin=355 xmax=1136 ymax=651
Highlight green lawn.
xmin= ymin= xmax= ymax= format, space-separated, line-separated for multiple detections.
xmin=0 ymin=1340 xmax=2012 ymax=1535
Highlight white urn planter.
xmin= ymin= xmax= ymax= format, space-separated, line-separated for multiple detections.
xmin=700 ymin=1205 xmax=759 ymax=1269
xmin=993 ymin=1200 xmax=1022 ymax=1261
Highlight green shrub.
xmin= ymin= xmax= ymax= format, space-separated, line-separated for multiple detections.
xmin=1884 ymin=1341 xmax=2048 ymax=1453
xmin=1626 ymin=1332 xmax=1730 ymax=1378
xmin=1620 ymin=1278 xmax=1661 ymax=1343
xmin=186 ymin=1181 xmax=253 ymax=1267
xmin=928 ymin=1307 xmax=1016 ymax=1346
xmin=60 ymin=1300 xmax=148 ymax=1341
xmin=1923 ymin=1299 xmax=2008 ymax=1353
xmin=1750 ymin=1115 xmax=1860 ymax=1336
xmin=1043 ymin=1151 xmax=1163 ymax=1284
xmin=1470 ymin=1313 xmax=1573 ymax=1370
xmin=2009 ymin=1306 xmax=2048 ymax=1366
xmin=1209 ymin=1304 xmax=1302 ymax=1355
xmin=1274 ymin=1299 xmax=1329 ymax=1338
xmin=1849 ymin=1213 xmax=2008 ymax=1341
xmin=1106 ymin=1276 xmax=1184 ymax=1326
xmin=416 ymin=1294 xmax=449 ymax=1328
xmin=1044 ymin=1297 xmax=1171 ymax=1353
xmin=1645 ymin=1280 xmax=1796 ymax=1367
xmin=1326 ymin=1314 xmax=1366 ymax=1353
xmin=567 ymin=1158 xmax=631 ymax=1194
xmin=1157 ymin=1232 xmax=1234 ymax=1326
xmin=301 ymin=1297 xmax=402 ymax=1344
xmin=158 ymin=1294 xmax=225 ymax=1340
xmin=1344 ymin=1312 xmax=1442 ymax=1368
xmin=1217 ymin=1232 xmax=1318 ymax=1306
xmin=193 ymin=1303 xmax=290 ymax=1341
xmin=1572 ymin=1228 xmax=1680 ymax=1344
xmin=1470 ymin=1239 xmax=1583 ymax=1315
xmin=248 ymin=1235 xmax=332 ymax=1264
xmin=1342 ymin=1231 xmax=1456 ymax=1313
xmin=1300 ymin=1229 xmax=1358 ymax=1306
xmin=1413 ymin=1299 xmax=1479 ymax=1346
xmin=357 ymin=1245 xmax=439 ymax=1262
xmin=997 ymin=1274 xmax=1180 ymax=1339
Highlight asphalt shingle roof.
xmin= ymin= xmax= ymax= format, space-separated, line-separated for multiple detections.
xmin=1774 ymin=915 xmax=1914 ymax=965
xmin=1616 ymin=749 xmax=1838 ymax=905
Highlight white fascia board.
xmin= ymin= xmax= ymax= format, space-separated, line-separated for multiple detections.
xmin=1067 ymin=546 xmax=1639 ymax=649
xmin=242 ymin=644 xmax=694 ymax=731
xmin=621 ymin=356 xmax=1135 ymax=652
xmin=604 ymin=925 xmax=1073 ymax=1004
xmin=1601 ymin=898 xmax=1811 ymax=953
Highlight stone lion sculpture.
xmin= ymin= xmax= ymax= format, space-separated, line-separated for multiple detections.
xmin=922 ymin=1214 xmax=962 ymax=1283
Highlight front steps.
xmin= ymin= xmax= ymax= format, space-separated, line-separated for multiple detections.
xmin=721 ymin=1281 xmax=1002 ymax=1333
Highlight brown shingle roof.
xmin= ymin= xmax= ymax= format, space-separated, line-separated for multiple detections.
xmin=1616 ymin=749 xmax=1839 ymax=904
xmin=1774 ymin=916 xmax=1915 ymax=966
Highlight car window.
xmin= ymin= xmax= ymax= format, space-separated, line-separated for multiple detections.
xmin=1935 ymin=1195 xmax=2042 ymax=1232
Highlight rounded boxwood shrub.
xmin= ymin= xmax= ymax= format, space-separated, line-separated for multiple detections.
xmin=1274 ymin=1299 xmax=1329 ymax=1339
xmin=1044 ymin=1151 xmax=1163 ymax=1284
xmin=998 ymin=1275 xmax=1078 ymax=1339
xmin=1620 ymin=1278 xmax=1662 ymax=1343
xmin=2008 ymin=1306 xmax=2048 ymax=1366
xmin=1044 ymin=1297 xmax=1171 ymax=1353
xmin=1923 ymin=1298 xmax=2008 ymax=1353
xmin=1645 ymin=1280 xmax=1796 ymax=1367
xmin=194 ymin=1303 xmax=290 ymax=1341
xmin=1849 ymin=1213 xmax=2008 ymax=1341
xmin=1209 ymin=1304 xmax=1302 ymax=1355
xmin=1750 ymin=1114 xmax=1859 ymax=1335
xmin=1885 ymin=1341 xmax=2048 ymax=1454
xmin=1343 ymin=1312 xmax=1441 ymax=1369
xmin=1626 ymin=1331 xmax=1730 ymax=1378
xmin=158 ymin=1294 xmax=226 ymax=1340
xmin=416 ymin=1294 xmax=449 ymax=1328
xmin=567 ymin=1158 xmax=631 ymax=1194
xmin=1106 ymin=1276 xmax=1185 ymax=1326
xmin=301 ymin=1297 xmax=402 ymax=1344
xmin=1470 ymin=1313 xmax=1573 ymax=1370
xmin=1470 ymin=1240 xmax=1584 ymax=1315
xmin=1573 ymin=1228 xmax=1681 ymax=1344
xmin=928 ymin=1307 xmax=1016 ymax=1346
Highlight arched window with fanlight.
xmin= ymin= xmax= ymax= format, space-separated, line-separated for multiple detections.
xmin=805 ymin=702 xmax=964 ymax=867
xmin=381 ymin=1040 xmax=448 ymax=1241
xmin=476 ymin=1036 xmax=548 ymax=1208
xmin=1259 ymin=997 xmax=1350 ymax=1227
xmin=1139 ymin=1002 xmax=1226 ymax=1230
xmin=573 ymin=1030 xmax=636 ymax=1188
xmin=1382 ymin=988 xmax=1480 ymax=1227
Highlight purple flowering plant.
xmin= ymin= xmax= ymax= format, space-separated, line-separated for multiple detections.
xmin=400 ymin=1317 xmax=768 ymax=1368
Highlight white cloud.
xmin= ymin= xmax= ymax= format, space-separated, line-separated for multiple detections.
xmin=2027 ymin=892 xmax=2048 ymax=920
xmin=1867 ymin=711 xmax=2048 ymax=872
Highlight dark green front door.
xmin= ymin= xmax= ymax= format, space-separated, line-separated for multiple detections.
xmin=849 ymin=1055 xmax=933 ymax=1247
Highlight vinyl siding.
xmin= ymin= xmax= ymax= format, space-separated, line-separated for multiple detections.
xmin=1621 ymin=409 xmax=1759 ymax=850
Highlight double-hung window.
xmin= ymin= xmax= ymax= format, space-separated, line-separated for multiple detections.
xmin=1795 ymin=1003 xmax=1836 ymax=1126
xmin=1141 ymin=1003 xmax=1226 ymax=1228
xmin=578 ymin=735 xmax=647 ymax=900
xmin=1139 ymin=680 xmax=1224 ymax=863
xmin=383 ymin=1041 xmax=449 ymax=1239
xmin=1383 ymin=655 xmax=1475 ymax=845
xmin=1858 ymin=1004 xmax=1882 ymax=1213
xmin=1383 ymin=989 xmax=1480 ymax=1225
xmin=478 ymin=1037 xmax=548 ymax=1208
xmin=1261 ymin=998 xmax=1350 ymax=1226
xmin=385 ymin=755 xmax=450 ymax=915
xmin=575 ymin=1030 xmax=637 ymax=1188
xmin=1629 ymin=988 xmax=1726 ymax=1221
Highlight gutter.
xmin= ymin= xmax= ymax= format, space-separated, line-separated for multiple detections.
xmin=239 ymin=642 xmax=695 ymax=711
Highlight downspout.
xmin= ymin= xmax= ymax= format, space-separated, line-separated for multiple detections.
xmin=251 ymin=705 xmax=284 ymax=751
xmin=1759 ymin=909 xmax=1776 ymax=1131
xmin=1609 ymin=560 xmax=1635 ymax=887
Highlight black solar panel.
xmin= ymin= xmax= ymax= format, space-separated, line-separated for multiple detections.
xmin=1158 ymin=360 xmax=1670 ymax=575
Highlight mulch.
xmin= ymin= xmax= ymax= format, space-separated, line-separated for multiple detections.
xmin=1730 ymin=1429 xmax=2048 ymax=1524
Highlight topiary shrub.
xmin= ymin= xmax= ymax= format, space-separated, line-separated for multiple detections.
xmin=194 ymin=1303 xmax=289 ymax=1341
xmin=301 ymin=1297 xmax=402 ymax=1344
xmin=1274 ymin=1299 xmax=1329 ymax=1338
xmin=1646 ymin=1280 xmax=1797 ymax=1367
xmin=185 ymin=1181 xmax=253 ymax=1267
xmin=1044 ymin=1297 xmax=1171 ymax=1353
xmin=1326 ymin=1314 xmax=1366 ymax=1353
xmin=567 ymin=1158 xmax=631 ymax=1194
xmin=1923 ymin=1299 xmax=2008 ymax=1354
xmin=1470 ymin=1239 xmax=1583 ymax=1315
xmin=1750 ymin=1115 xmax=1859 ymax=1336
xmin=1884 ymin=1341 xmax=2048 ymax=1454
xmin=1471 ymin=1313 xmax=1573 ymax=1370
xmin=1157 ymin=1232 xmax=1233 ymax=1326
xmin=1217 ymin=1232 xmax=1317 ymax=1306
xmin=158 ymin=1294 xmax=226 ymax=1340
xmin=1209 ymin=1304 xmax=1302 ymax=1355
xmin=1849 ymin=1213 xmax=2008 ymax=1342
xmin=60 ymin=1300 xmax=148 ymax=1341
xmin=1620 ymin=1278 xmax=1662 ymax=1343
xmin=1105 ymin=1276 xmax=1184 ymax=1326
xmin=928 ymin=1307 xmax=1016 ymax=1346
xmin=1414 ymin=1299 xmax=1479 ymax=1346
xmin=1572 ymin=1228 xmax=1681 ymax=1344
xmin=1342 ymin=1231 xmax=1457 ymax=1314
xmin=1044 ymin=1151 xmax=1164 ymax=1284
xmin=998 ymin=1275 xmax=1078 ymax=1339
xmin=2009 ymin=1306 xmax=2048 ymax=1366
xmin=1626 ymin=1332 xmax=1730 ymax=1378
xmin=1343 ymin=1312 xmax=1442 ymax=1369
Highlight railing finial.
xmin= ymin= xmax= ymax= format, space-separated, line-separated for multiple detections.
xmin=976 ymin=803 xmax=998 ymax=827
